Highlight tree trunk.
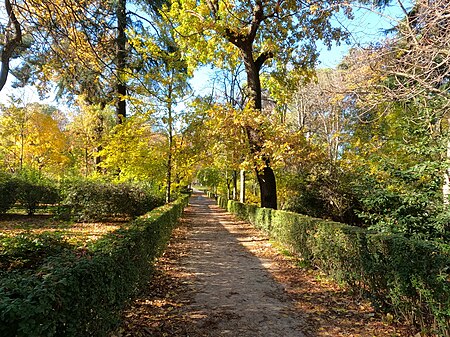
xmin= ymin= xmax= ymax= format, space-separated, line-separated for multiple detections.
xmin=256 ymin=166 xmax=277 ymax=209
xmin=232 ymin=170 xmax=238 ymax=200
xmin=166 ymin=150 xmax=172 ymax=203
xmin=0 ymin=0 xmax=22 ymax=92
xmin=443 ymin=118 xmax=450 ymax=205
xmin=116 ymin=0 xmax=127 ymax=122
xmin=242 ymin=49 xmax=277 ymax=209
xmin=166 ymin=70 xmax=174 ymax=203
xmin=166 ymin=80 xmax=173 ymax=203
xmin=240 ymin=169 xmax=245 ymax=203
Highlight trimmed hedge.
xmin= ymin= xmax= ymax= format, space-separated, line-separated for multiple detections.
xmin=0 ymin=174 xmax=18 ymax=213
xmin=63 ymin=181 xmax=164 ymax=221
xmin=0 ymin=173 xmax=60 ymax=215
xmin=0 ymin=195 xmax=189 ymax=337
xmin=223 ymin=198 xmax=450 ymax=335
xmin=206 ymin=191 xmax=217 ymax=199
xmin=16 ymin=180 xmax=60 ymax=215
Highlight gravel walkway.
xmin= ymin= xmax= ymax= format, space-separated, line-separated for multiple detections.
xmin=179 ymin=191 xmax=306 ymax=336
xmin=113 ymin=191 xmax=413 ymax=337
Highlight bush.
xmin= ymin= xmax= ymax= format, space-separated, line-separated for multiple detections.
xmin=63 ymin=181 xmax=164 ymax=221
xmin=0 ymin=171 xmax=60 ymax=215
xmin=220 ymin=198 xmax=450 ymax=335
xmin=16 ymin=180 xmax=60 ymax=215
xmin=0 ymin=195 xmax=189 ymax=337
xmin=0 ymin=232 xmax=72 ymax=270
xmin=0 ymin=174 xmax=19 ymax=213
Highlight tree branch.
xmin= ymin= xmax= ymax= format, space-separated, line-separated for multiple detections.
xmin=247 ymin=0 xmax=263 ymax=43
xmin=0 ymin=0 xmax=23 ymax=92
xmin=255 ymin=50 xmax=273 ymax=71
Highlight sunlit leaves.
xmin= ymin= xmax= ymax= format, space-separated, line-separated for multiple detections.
xmin=204 ymin=102 xmax=307 ymax=172
xmin=165 ymin=0 xmax=353 ymax=72
xmin=0 ymin=100 xmax=69 ymax=174
xmin=99 ymin=113 xmax=166 ymax=183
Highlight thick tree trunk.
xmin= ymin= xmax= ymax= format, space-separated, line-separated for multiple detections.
xmin=116 ymin=0 xmax=127 ymax=122
xmin=242 ymin=49 xmax=277 ymax=209
xmin=256 ymin=166 xmax=277 ymax=209
xmin=0 ymin=0 xmax=22 ymax=92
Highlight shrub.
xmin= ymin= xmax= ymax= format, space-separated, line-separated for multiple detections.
xmin=16 ymin=180 xmax=60 ymax=215
xmin=0 ymin=232 xmax=72 ymax=270
xmin=217 ymin=195 xmax=227 ymax=209
xmin=0 ymin=174 xmax=19 ymax=213
xmin=63 ymin=181 xmax=164 ymax=221
xmin=0 ymin=171 xmax=60 ymax=215
xmin=220 ymin=198 xmax=450 ymax=335
xmin=0 ymin=195 xmax=189 ymax=337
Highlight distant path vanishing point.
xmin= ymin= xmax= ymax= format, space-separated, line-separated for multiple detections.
xmin=176 ymin=191 xmax=306 ymax=336
xmin=113 ymin=191 xmax=412 ymax=337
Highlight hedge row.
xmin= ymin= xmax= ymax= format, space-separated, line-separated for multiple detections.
xmin=0 ymin=172 xmax=165 ymax=220
xmin=62 ymin=181 xmax=164 ymax=221
xmin=0 ymin=174 xmax=59 ymax=215
xmin=219 ymin=197 xmax=450 ymax=335
xmin=0 ymin=195 xmax=190 ymax=337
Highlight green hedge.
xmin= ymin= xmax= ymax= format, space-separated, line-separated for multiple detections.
xmin=0 ymin=173 xmax=60 ymax=215
xmin=206 ymin=191 xmax=217 ymax=199
xmin=0 ymin=174 xmax=18 ymax=213
xmin=62 ymin=181 xmax=164 ymax=221
xmin=0 ymin=195 xmax=189 ymax=337
xmin=222 ymin=198 xmax=450 ymax=335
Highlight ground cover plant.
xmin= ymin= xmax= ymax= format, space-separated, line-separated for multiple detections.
xmin=0 ymin=214 xmax=122 ymax=271
xmin=0 ymin=194 xmax=189 ymax=337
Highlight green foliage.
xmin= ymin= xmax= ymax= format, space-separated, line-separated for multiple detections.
xmin=62 ymin=180 xmax=164 ymax=221
xmin=0 ymin=173 xmax=19 ymax=213
xmin=352 ymin=172 xmax=445 ymax=239
xmin=16 ymin=181 xmax=60 ymax=216
xmin=197 ymin=168 xmax=222 ymax=192
xmin=0 ymin=170 xmax=60 ymax=215
xmin=221 ymin=198 xmax=450 ymax=335
xmin=0 ymin=232 xmax=72 ymax=270
xmin=280 ymin=169 xmax=360 ymax=225
xmin=0 ymin=195 xmax=189 ymax=337
xmin=217 ymin=195 xmax=228 ymax=210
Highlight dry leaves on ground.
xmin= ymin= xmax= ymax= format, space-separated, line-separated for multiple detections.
xmin=113 ymin=203 xmax=416 ymax=337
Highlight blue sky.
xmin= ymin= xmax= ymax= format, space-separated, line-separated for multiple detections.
xmin=189 ymin=2 xmax=412 ymax=94
xmin=0 ymin=1 xmax=412 ymax=107
xmin=317 ymin=2 xmax=412 ymax=68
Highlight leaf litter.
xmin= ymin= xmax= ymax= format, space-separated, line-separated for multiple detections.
xmin=112 ymin=194 xmax=416 ymax=337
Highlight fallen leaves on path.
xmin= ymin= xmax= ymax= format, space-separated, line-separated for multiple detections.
xmin=112 ymin=202 xmax=416 ymax=337
xmin=111 ymin=221 xmax=196 ymax=337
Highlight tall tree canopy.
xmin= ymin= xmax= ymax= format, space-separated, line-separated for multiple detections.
xmin=165 ymin=0 xmax=387 ymax=208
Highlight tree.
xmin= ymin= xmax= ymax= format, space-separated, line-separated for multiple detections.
xmin=166 ymin=0 xmax=387 ymax=208
xmin=98 ymin=112 xmax=167 ymax=184
xmin=128 ymin=16 xmax=191 ymax=202
xmin=8 ymin=0 xmax=168 ymax=121
xmin=0 ymin=0 xmax=22 ymax=91
xmin=66 ymin=99 xmax=116 ymax=176
xmin=342 ymin=0 xmax=450 ymax=204
xmin=0 ymin=100 xmax=69 ymax=174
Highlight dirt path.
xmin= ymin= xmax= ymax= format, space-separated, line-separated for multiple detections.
xmin=113 ymin=192 xmax=414 ymax=337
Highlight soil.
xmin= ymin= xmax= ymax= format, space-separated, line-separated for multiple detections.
xmin=112 ymin=191 xmax=415 ymax=337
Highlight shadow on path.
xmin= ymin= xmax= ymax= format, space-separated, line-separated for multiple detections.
xmin=178 ymin=192 xmax=306 ymax=336
xmin=113 ymin=191 xmax=413 ymax=337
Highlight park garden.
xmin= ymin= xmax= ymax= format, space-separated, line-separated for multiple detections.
xmin=0 ymin=0 xmax=449 ymax=335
